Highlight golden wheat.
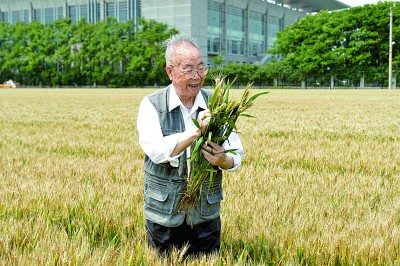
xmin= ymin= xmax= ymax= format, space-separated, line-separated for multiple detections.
xmin=0 ymin=88 xmax=399 ymax=265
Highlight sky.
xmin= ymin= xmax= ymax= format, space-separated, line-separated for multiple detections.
xmin=339 ymin=0 xmax=391 ymax=7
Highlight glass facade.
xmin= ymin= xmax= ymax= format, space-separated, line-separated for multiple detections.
xmin=68 ymin=4 xmax=100 ymax=23
xmin=207 ymin=1 xmax=223 ymax=53
xmin=0 ymin=1 xmax=138 ymax=24
xmin=226 ymin=5 xmax=244 ymax=55
xmin=33 ymin=7 xmax=63 ymax=23
xmin=205 ymin=1 xmax=301 ymax=62
xmin=135 ymin=0 xmax=141 ymax=21
xmin=56 ymin=7 xmax=64 ymax=20
xmin=106 ymin=2 xmax=128 ymax=22
xmin=118 ymin=2 xmax=128 ymax=22
xmin=0 ymin=12 xmax=8 ymax=23
xmin=68 ymin=6 xmax=78 ymax=23
xmin=11 ymin=10 xmax=29 ymax=24
xmin=0 ymin=0 xmax=302 ymax=64
xmin=44 ymin=8 xmax=54 ymax=23
xmin=249 ymin=11 xmax=264 ymax=57
xmin=106 ymin=3 xmax=115 ymax=19
xmin=80 ymin=4 xmax=88 ymax=21
xmin=33 ymin=9 xmax=41 ymax=22
xmin=284 ymin=18 xmax=295 ymax=28
xmin=267 ymin=15 xmax=282 ymax=50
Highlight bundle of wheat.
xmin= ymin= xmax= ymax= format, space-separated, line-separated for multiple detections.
xmin=179 ymin=76 xmax=268 ymax=209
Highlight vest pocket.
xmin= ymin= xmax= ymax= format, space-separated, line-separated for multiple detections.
xmin=200 ymin=178 xmax=223 ymax=216
xmin=144 ymin=179 xmax=177 ymax=215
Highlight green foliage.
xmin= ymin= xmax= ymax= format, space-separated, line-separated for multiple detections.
xmin=270 ymin=2 xmax=398 ymax=82
xmin=207 ymin=61 xmax=303 ymax=88
xmin=179 ymin=76 xmax=268 ymax=208
xmin=212 ymin=55 xmax=223 ymax=66
xmin=0 ymin=18 xmax=177 ymax=87
xmin=2 ymin=2 xmax=397 ymax=88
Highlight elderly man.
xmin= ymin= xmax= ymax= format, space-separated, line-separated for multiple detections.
xmin=137 ymin=33 xmax=244 ymax=256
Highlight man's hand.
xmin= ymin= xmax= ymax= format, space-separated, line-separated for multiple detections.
xmin=197 ymin=109 xmax=211 ymax=136
xmin=201 ymin=141 xmax=234 ymax=169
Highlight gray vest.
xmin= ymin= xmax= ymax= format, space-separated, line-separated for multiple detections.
xmin=143 ymin=86 xmax=223 ymax=227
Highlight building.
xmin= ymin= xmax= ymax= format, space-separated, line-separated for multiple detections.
xmin=0 ymin=0 xmax=141 ymax=25
xmin=0 ymin=0 xmax=349 ymax=65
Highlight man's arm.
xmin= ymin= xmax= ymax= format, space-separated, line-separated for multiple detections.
xmin=170 ymin=109 xmax=211 ymax=157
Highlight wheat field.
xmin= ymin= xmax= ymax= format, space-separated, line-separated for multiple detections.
xmin=0 ymin=88 xmax=399 ymax=265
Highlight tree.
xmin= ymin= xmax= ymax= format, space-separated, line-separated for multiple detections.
xmin=269 ymin=1 xmax=398 ymax=86
xmin=0 ymin=18 xmax=178 ymax=87
xmin=0 ymin=22 xmax=20 ymax=82
xmin=212 ymin=55 xmax=223 ymax=67
xmin=125 ymin=18 xmax=178 ymax=86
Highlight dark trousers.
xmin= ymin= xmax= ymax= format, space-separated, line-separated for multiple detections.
xmin=146 ymin=217 xmax=221 ymax=256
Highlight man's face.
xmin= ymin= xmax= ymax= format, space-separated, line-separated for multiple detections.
xmin=165 ymin=43 xmax=207 ymax=101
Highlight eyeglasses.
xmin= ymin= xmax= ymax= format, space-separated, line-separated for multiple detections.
xmin=170 ymin=65 xmax=208 ymax=79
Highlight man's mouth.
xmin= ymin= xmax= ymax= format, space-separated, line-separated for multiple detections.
xmin=188 ymin=84 xmax=199 ymax=89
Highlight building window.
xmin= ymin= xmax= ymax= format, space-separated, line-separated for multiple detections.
xmin=118 ymin=2 xmax=128 ymax=22
xmin=68 ymin=6 xmax=78 ymax=23
xmin=106 ymin=1 xmax=128 ymax=22
xmin=0 ymin=12 xmax=8 ymax=22
xmin=249 ymin=11 xmax=265 ymax=57
xmin=11 ymin=10 xmax=28 ymax=24
xmin=11 ymin=11 xmax=19 ymax=24
xmin=227 ymin=6 xmax=244 ymax=31
xmin=56 ymin=7 xmax=64 ymax=20
xmin=68 ymin=5 xmax=89 ymax=23
xmin=207 ymin=1 xmax=223 ymax=53
xmin=267 ymin=15 xmax=280 ymax=50
xmin=32 ymin=7 xmax=62 ymax=24
xmin=96 ymin=3 xmax=101 ymax=22
xmin=33 ymin=9 xmax=41 ymax=22
xmin=44 ymin=8 xmax=54 ymax=24
xmin=23 ymin=10 xmax=29 ymax=23
xmin=136 ymin=0 xmax=141 ymax=20
xmin=249 ymin=11 xmax=264 ymax=34
xmin=80 ymin=4 xmax=88 ymax=21
xmin=208 ymin=1 xmax=222 ymax=28
xmin=284 ymin=19 xmax=294 ymax=28
xmin=106 ymin=2 xmax=115 ymax=19
xmin=226 ymin=5 xmax=244 ymax=55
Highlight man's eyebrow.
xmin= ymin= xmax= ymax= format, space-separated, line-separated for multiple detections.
xmin=180 ymin=64 xmax=194 ymax=69
xmin=181 ymin=63 xmax=205 ymax=68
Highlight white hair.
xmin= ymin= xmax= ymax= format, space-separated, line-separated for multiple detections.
xmin=164 ymin=33 xmax=200 ymax=65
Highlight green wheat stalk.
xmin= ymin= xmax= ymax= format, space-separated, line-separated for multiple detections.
xmin=179 ymin=75 xmax=268 ymax=209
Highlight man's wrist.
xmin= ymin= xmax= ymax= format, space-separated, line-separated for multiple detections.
xmin=192 ymin=126 xmax=201 ymax=139
xmin=220 ymin=153 xmax=234 ymax=169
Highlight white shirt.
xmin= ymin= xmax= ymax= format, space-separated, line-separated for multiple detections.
xmin=137 ymin=85 xmax=243 ymax=171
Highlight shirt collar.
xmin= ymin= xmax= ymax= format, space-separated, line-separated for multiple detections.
xmin=169 ymin=84 xmax=208 ymax=112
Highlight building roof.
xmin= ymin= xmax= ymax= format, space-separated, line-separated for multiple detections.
xmin=274 ymin=0 xmax=350 ymax=12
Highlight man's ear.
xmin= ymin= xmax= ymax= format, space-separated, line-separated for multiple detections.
xmin=165 ymin=65 xmax=173 ymax=80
